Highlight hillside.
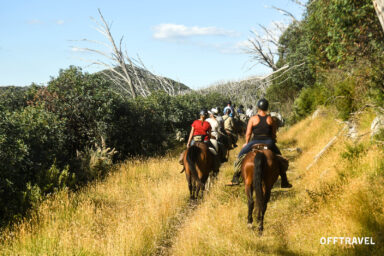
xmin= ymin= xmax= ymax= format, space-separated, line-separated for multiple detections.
xmin=99 ymin=65 xmax=190 ymax=96
xmin=1 ymin=107 xmax=383 ymax=255
xmin=199 ymin=77 xmax=268 ymax=110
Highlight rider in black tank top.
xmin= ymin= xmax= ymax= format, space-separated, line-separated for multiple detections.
xmin=227 ymin=98 xmax=292 ymax=188
xmin=252 ymin=115 xmax=272 ymax=140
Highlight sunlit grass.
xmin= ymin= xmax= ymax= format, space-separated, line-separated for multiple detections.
xmin=1 ymin=158 xmax=189 ymax=255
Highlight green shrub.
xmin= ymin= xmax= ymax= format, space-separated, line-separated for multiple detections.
xmin=76 ymin=145 xmax=116 ymax=182
xmin=341 ymin=143 xmax=366 ymax=161
xmin=333 ymin=78 xmax=356 ymax=120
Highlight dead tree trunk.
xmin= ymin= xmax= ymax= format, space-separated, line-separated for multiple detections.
xmin=373 ymin=0 xmax=384 ymax=32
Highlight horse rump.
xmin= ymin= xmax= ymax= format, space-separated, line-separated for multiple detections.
xmin=186 ymin=145 xmax=201 ymax=180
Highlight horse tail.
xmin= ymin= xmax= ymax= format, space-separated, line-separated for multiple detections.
xmin=253 ymin=152 xmax=265 ymax=212
xmin=186 ymin=145 xmax=200 ymax=179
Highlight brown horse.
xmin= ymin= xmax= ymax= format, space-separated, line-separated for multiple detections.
xmin=241 ymin=144 xmax=280 ymax=235
xmin=183 ymin=142 xmax=218 ymax=199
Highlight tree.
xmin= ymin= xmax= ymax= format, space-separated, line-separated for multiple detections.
xmin=74 ymin=9 xmax=182 ymax=98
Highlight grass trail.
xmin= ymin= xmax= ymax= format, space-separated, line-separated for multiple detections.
xmin=1 ymin=108 xmax=384 ymax=255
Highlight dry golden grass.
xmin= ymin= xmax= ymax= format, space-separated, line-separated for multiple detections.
xmin=0 ymin=158 xmax=189 ymax=255
xmin=1 ymin=108 xmax=383 ymax=255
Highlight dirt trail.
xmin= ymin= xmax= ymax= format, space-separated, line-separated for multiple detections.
xmin=151 ymin=159 xmax=234 ymax=256
xmin=152 ymin=200 xmax=199 ymax=256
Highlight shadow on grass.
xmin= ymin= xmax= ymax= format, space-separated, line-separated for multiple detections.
xmin=334 ymin=213 xmax=384 ymax=256
xmin=278 ymin=138 xmax=298 ymax=148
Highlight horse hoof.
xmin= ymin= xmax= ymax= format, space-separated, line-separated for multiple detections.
xmin=247 ymin=223 xmax=253 ymax=229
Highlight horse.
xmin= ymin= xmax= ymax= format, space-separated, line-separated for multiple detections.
xmin=241 ymin=144 xmax=280 ymax=235
xmin=183 ymin=142 xmax=219 ymax=199
xmin=233 ymin=114 xmax=248 ymax=136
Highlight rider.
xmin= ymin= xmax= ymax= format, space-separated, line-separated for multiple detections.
xmin=223 ymin=108 xmax=238 ymax=148
xmin=178 ymin=109 xmax=212 ymax=166
xmin=186 ymin=109 xmax=211 ymax=148
xmin=237 ymin=105 xmax=245 ymax=115
xmin=227 ymin=98 xmax=292 ymax=188
xmin=223 ymin=101 xmax=235 ymax=118
xmin=213 ymin=107 xmax=224 ymax=129
xmin=207 ymin=108 xmax=228 ymax=162
xmin=246 ymin=105 xmax=254 ymax=118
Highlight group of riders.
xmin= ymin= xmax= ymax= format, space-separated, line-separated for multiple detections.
xmin=178 ymin=98 xmax=292 ymax=188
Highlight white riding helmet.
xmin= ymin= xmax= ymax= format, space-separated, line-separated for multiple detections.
xmin=211 ymin=108 xmax=218 ymax=115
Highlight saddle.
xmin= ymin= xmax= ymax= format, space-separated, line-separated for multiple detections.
xmin=251 ymin=144 xmax=289 ymax=172
xmin=193 ymin=140 xmax=218 ymax=156
xmin=251 ymin=143 xmax=269 ymax=152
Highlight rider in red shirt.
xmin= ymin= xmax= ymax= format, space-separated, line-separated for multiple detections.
xmin=187 ymin=109 xmax=211 ymax=147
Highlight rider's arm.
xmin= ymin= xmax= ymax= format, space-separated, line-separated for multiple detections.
xmin=187 ymin=127 xmax=195 ymax=148
xmin=244 ymin=117 xmax=254 ymax=144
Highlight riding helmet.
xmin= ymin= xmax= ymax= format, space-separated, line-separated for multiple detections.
xmin=257 ymin=98 xmax=269 ymax=111
xmin=199 ymin=109 xmax=208 ymax=117
xmin=211 ymin=108 xmax=218 ymax=115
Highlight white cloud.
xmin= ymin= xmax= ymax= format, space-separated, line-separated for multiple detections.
xmin=27 ymin=19 xmax=43 ymax=25
xmin=153 ymin=24 xmax=238 ymax=39
xmin=56 ymin=20 xmax=65 ymax=25
xmin=70 ymin=47 xmax=86 ymax=52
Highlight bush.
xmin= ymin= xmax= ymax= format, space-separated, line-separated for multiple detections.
xmin=76 ymin=145 xmax=117 ymax=182
xmin=0 ymin=106 xmax=67 ymax=224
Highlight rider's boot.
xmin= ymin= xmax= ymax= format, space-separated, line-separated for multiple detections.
xmin=178 ymin=150 xmax=185 ymax=165
xmin=226 ymin=157 xmax=242 ymax=186
xmin=280 ymin=171 xmax=292 ymax=188
xmin=275 ymin=155 xmax=292 ymax=188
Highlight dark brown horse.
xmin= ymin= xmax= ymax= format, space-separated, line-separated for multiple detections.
xmin=234 ymin=114 xmax=248 ymax=136
xmin=183 ymin=142 xmax=218 ymax=199
xmin=241 ymin=144 xmax=280 ymax=235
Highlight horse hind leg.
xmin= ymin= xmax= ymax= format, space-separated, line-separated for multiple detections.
xmin=245 ymin=184 xmax=254 ymax=228
xmin=188 ymin=181 xmax=193 ymax=199
xmin=190 ymin=179 xmax=197 ymax=200
xmin=259 ymin=190 xmax=271 ymax=234
xmin=186 ymin=173 xmax=193 ymax=199
xmin=196 ymin=179 xmax=207 ymax=199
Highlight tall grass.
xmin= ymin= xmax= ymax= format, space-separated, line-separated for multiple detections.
xmin=0 ymin=158 xmax=189 ymax=255
xmin=1 ymin=107 xmax=383 ymax=255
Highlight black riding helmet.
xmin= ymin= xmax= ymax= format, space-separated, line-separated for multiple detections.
xmin=199 ymin=109 xmax=208 ymax=117
xmin=257 ymin=98 xmax=269 ymax=111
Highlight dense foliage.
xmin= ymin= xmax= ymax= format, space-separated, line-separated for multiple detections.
xmin=266 ymin=0 xmax=384 ymax=123
xmin=0 ymin=66 xmax=227 ymax=225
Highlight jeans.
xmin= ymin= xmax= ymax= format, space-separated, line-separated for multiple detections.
xmin=238 ymin=138 xmax=281 ymax=158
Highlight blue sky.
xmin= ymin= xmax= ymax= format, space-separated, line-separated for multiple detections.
xmin=0 ymin=0 xmax=306 ymax=89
